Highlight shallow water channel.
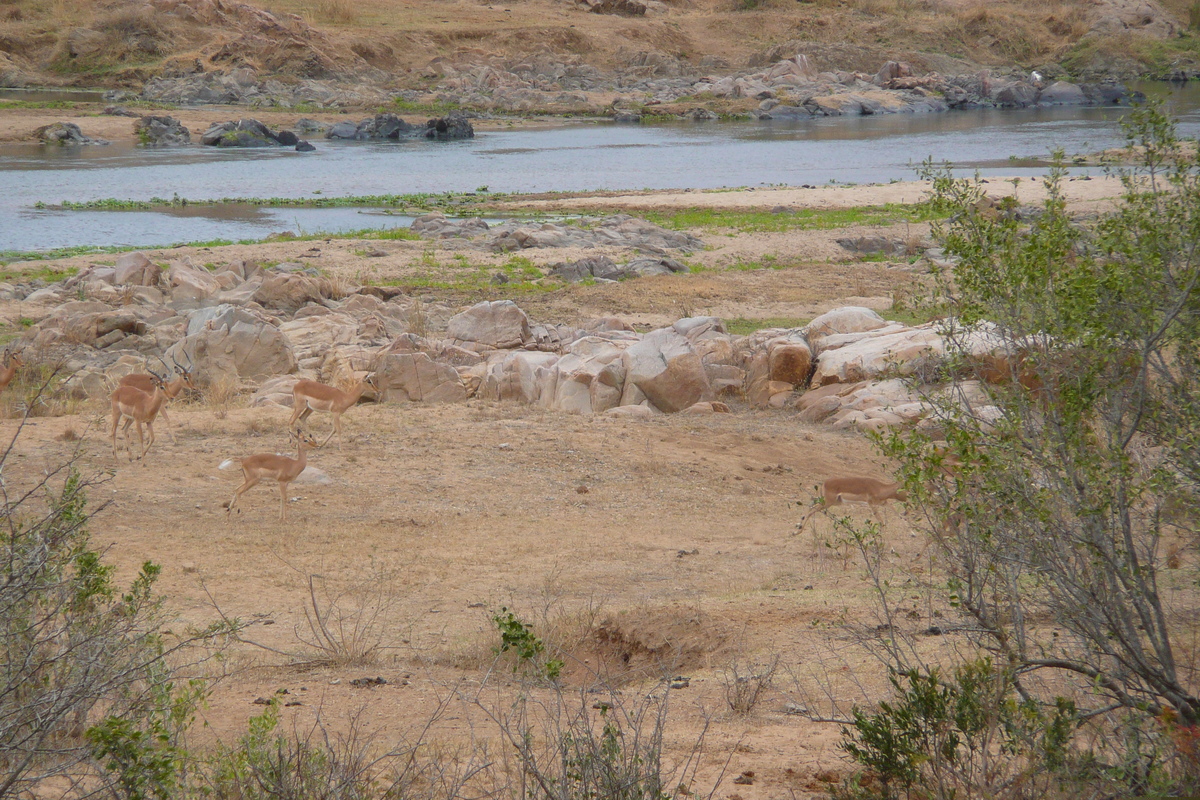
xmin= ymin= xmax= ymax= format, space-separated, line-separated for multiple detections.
xmin=3 ymin=82 xmax=1200 ymax=254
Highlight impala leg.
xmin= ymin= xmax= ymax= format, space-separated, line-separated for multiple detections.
xmin=278 ymin=481 xmax=289 ymax=521
xmin=110 ymin=408 xmax=121 ymax=461
xmin=228 ymin=475 xmax=260 ymax=516
xmin=141 ymin=421 xmax=156 ymax=460
xmin=129 ymin=422 xmax=143 ymax=462
xmin=159 ymin=405 xmax=176 ymax=444
xmin=288 ymin=403 xmax=305 ymax=430
xmin=320 ymin=414 xmax=340 ymax=449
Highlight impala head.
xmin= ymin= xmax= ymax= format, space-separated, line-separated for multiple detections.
xmin=168 ymin=352 xmax=196 ymax=391
xmin=4 ymin=348 xmax=24 ymax=368
xmin=146 ymin=364 xmax=170 ymax=392
xmin=364 ymin=372 xmax=378 ymax=390
xmin=292 ymin=427 xmax=320 ymax=448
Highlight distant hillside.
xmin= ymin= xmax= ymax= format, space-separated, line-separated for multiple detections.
xmin=1 ymin=0 xmax=1195 ymax=95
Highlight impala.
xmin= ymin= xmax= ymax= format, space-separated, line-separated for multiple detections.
xmin=795 ymin=476 xmax=909 ymax=533
xmin=288 ymin=373 xmax=378 ymax=449
xmin=118 ymin=354 xmax=195 ymax=443
xmin=221 ymin=429 xmax=320 ymax=521
xmin=0 ymin=348 xmax=25 ymax=391
xmin=109 ymin=370 xmax=170 ymax=462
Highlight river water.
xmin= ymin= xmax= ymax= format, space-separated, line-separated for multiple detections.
xmin=3 ymin=82 xmax=1200 ymax=254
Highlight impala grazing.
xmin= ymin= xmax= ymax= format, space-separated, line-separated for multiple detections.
xmin=221 ymin=429 xmax=320 ymax=521
xmin=117 ymin=354 xmax=195 ymax=443
xmin=288 ymin=374 xmax=378 ymax=449
xmin=0 ymin=348 xmax=25 ymax=391
xmin=109 ymin=370 xmax=170 ymax=462
xmin=795 ymin=476 xmax=909 ymax=533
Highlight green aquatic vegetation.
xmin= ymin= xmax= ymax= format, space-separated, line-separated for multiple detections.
xmin=42 ymin=191 xmax=504 ymax=212
xmin=0 ymin=100 xmax=78 ymax=110
xmin=643 ymin=202 xmax=942 ymax=233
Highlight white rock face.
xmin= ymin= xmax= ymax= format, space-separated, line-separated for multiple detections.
xmin=113 ymin=252 xmax=160 ymax=286
xmin=447 ymin=300 xmax=531 ymax=350
xmin=621 ymin=327 xmax=714 ymax=413
xmin=811 ymin=328 xmax=944 ymax=386
xmin=375 ymin=352 xmax=466 ymax=403
xmin=167 ymin=320 xmax=297 ymax=385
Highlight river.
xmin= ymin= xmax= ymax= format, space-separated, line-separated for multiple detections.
xmin=3 ymin=82 xmax=1199 ymax=254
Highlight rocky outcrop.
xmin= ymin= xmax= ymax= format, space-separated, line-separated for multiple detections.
xmin=325 ymin=112 xmax=474 ymax=141
xmin=374 ymin=352 xmax=467 ymax=403
xmin=446 ymin=300 xmax=531 ymax=350
xmin=622 ymin=328 xmax=714 ymax=413
xmin=34 ymin=122 xmax=109 ymax=146
xmin=135 ymin=115 xmax=191 ymax=146
xmin=14 ymin=246 xmax=1045 ymax=431
xmin=200 ymin=118 xmax=313 ymax=151
xmin=166 ymin=318 xmax=297 ymax=385
xmin=408 ymin=214 xmax=702 ymax=255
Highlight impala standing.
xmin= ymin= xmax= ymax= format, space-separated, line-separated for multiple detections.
xmin=0 ymin=348 xmax=25 ymax=391
xmin=288 ymin=373 xmax=378 ymax=449
xmin=221 ymin=429 xmax=320 ymax=521
xmin=109 ymin=369 xmax=171 ymax=462
xmin=117 ymin=354 xmax=195 ymax=443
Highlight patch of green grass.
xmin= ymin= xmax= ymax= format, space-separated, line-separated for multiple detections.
xmin=0 ymin=265 xmax=80 ymax=282
xmin=642 ymin=202 xmax=942 ymax=234
xmin=390 ymin=98 xmax=465 ymax=116
xmin=42 ymin=192 xmax=503 ymax=213
xmin=0 ymin=100 xmax=79 ymax=110
xmin=370 ymin=252 xmax=553 ymax=298
xmin=726 ymin=254 xmax=789 ymax=271
xmin=724 ymin=317 xmax=811 ymax=335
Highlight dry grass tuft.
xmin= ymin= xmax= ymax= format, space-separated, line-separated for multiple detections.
xmin=310 ymin=0 xmax=356 ymax=25
xmin=205 ymin=374 xmax=241 ymax=420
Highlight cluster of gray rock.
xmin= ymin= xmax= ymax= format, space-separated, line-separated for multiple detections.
xmin=410 ymin=213 xmax=703 ymax=255
xmin=102 ymin=45 xmax=1140 ymax=122
xmin=7 ymin=254 xmax=1010 ymax=432
xmin=118 ymin=68 xmax=392 ymax=108
xmin=34 ymin=122 xmax=109 ymax=146
xmin=322 ymin=112 xmax=474 ymax=141
xmin=199 ymin=118 xmax=316 ymax=151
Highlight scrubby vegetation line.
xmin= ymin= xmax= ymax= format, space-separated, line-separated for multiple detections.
xmin=37 ymin=190 xmax=504 ymax=212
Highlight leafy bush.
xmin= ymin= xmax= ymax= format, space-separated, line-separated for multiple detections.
xmin=0 ymin=434 xmax=190 ymax=795
xmin=868 ymin=101 xmax=1200 ymax=797
xmin=838 ymin=660 xmax=1077 ymax=800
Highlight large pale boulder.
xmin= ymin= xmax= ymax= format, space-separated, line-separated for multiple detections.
xmin=167 ymin=261 xmax=221 ymax=306
xmin=806 ymin=307 xmax=888 ymax=343
xmin=167 ymin=320 xmax=297 ymax=385
xmin=374 ymin=352 xmax=467 ymax=403
xmin=320 ymin=344 xmax=382 ymax=386
xmin=251 ymin=273 xmax=329 ymax=312
xmin=249 ymin=375 xmax=302 ymax=407
xmin=738 ymin=329 xmax=811 ymax=406
xmin=185 ymin=304 xmax=265 ymax=336
xmin=546 ymin=354 xmax=618 ymax=414
xmin=59 ymin=311 xmax=148 ymax=347
xmin=279 ymin=313 xmax=358 ymax=370
xmin=113 ymin=252 xmax=160 ymax=286
xmin=811 ymin=328 xmax=944 ymax=386
xmin=446 ymin=300 xmax=531 ymax=350
xmin=621 ymin=328 xmax=714 ymax=413
xmin=479 ymin=351 xmax=560 ymax=404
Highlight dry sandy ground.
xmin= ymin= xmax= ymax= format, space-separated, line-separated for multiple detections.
xmin=3 ymin=399 xmax=940 ymax=798
xmin=0 ymin=174 xmax=1131 ymax=797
